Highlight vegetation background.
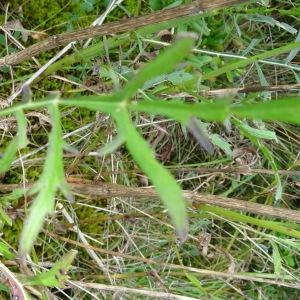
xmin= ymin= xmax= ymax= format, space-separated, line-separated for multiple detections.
xmin=0 ymin=0 xmax=300 ymax=299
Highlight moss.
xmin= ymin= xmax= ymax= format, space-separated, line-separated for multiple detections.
xmin=8 ymin=0 xmax=69 ymax=31
xmin=2 ymin=218 xmax=23 ymax=248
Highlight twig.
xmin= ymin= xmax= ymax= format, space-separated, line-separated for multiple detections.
xmin=0 ymin=262 xmax=27 ymax=300
xmin=69 ymin=182 xmax=300 ymax=223
xmin=68 ymin=281 xmax=200 ymax=300
xmin=1 ymin=181 xmax=300 ymax=222
xmin=0 ymin=0 xmax=248 ymax=67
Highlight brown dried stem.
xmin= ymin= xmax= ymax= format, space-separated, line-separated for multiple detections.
xmin=1 ymin=180 xmax=299 ymax=222
xmin=0 ymin=0 xmax=248 ymax=67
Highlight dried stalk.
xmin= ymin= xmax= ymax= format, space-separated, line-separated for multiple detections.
xmin=1 ymin=180 xmax=299 ymax=222
xmin=0 ymin=0 xmax=248 ymax=67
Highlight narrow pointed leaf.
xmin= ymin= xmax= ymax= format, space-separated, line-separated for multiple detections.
xmin=130 ymin=100 xmax=229 ymax=123
xmin=19 ymin=104 xmax=69 ymax=256
xmin=121 ymin=38 xmax=195 ymax=100
xmin=24 ymin=250 xmax=77 ymax=287
xmin=114 ymin=109 xmax=188 ymax=240
xmin=233 ymin=98 xmax=300 ymax=124
xmin=0 ymin=110 xmax=27 ymax=174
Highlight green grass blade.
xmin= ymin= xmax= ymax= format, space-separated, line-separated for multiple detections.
xmin=15 ymin=111 xmax=28 ymax=148
xmin=202 ymin=41 xmax=300 ymax=81
xmin=114 ymin=109 xmax=188 ymax=241
xmin=200 ymin=205 xmax=300 ymax=239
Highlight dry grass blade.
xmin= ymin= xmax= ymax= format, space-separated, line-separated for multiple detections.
xmin=68 ymin=281 xmax=202 ymax=299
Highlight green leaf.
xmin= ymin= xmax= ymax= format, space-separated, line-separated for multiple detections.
xmin=62 ymin=94 xmax=120 ymax=114
xmin=120 ymin=38 xmax=195 ymax=100
xmin=114 ymin=109 xmax=188 ymax=241
xmin=24 ymin=250 xmax=77 ymax=287
xmin=97 ymin=134 xmax=124 ymax=156
xmin=0 ymin=241 xmax=15 ymax=260
xmin=239 ymin=123 xmax=278 ymax=141
xmin=19 ymin=104 xmax=70 ymax=256
xmin=185 ymin=273 xmax=204 ymax=293
xmin=130 ymin=100 xmax=229 ymax=123
xmin=0 ymin=138 xmax=18 ymax=174
xmin=271 ymin=242 xmax=282 ymax=276
xmin=210 ymin=133 xmax=233 ymax=157
xmin=232 ymin=98 xmax=300 ymax=124
xmin=0 ymin=110 xmax=28 ymax=174
xmin=0 ymin=205 xmax=12 ymax=226
xmin=15 ymin=110 xmax=28 ymax=148
xmin=0 ymin=188 xmax=27 ymax=206
xmin=238 ymin=121 xmax=282 ymax=201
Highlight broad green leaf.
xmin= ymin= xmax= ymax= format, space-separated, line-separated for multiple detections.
xmin=114 ymin=109 xmax=188 ymax=241
xmin=24 ymin=250 xmax=77 ymax=287
xmin=19 ymin=104 xmax=70 ymax=256
xmin=130 ymin=100 xmax=229 ymax=123
xmin=232 ymin=98 xmax=300 ymax=124
xmin=120 ymin=38 xmax=195 ymax=100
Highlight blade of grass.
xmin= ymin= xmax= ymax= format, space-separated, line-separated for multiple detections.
xmin=198 ymin=205 xmax=300 ymax=239
xmin=202 ymin=41 xmax=300 ymax=81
